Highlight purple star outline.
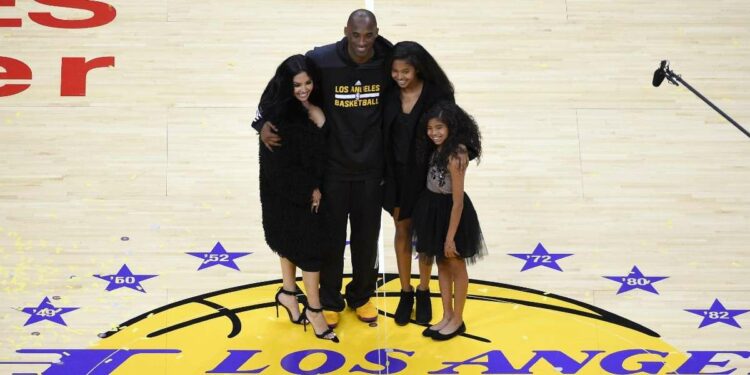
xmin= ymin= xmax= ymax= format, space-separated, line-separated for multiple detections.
xmin=93 ymin=264 xmax=158 ymax=293
xmin=21 ymin=297 xmax=78 ymax=326
xmin=186 ymin=241 xmax=252 ymax=271
xmin=603 ymin=265 xmax=669 ymax=295
xmin=508 ymin=243 xmax=572 ymax=271
xmin=685 ymin=299 xmax=749 ymax=328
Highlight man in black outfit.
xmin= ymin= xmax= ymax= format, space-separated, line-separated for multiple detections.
xmin=254 ymin=9 xmax=392 ymax=327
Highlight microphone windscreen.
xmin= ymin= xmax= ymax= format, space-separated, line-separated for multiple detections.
xmin=652 ymin=67 xmax=666 ymax=87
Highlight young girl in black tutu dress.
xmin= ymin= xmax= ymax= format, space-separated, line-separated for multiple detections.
xmin=411 ymin=101 xmax=486 ymax=341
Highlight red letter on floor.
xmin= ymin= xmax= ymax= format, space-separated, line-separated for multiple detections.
xmin=0 ymin=56 xmax=32 ymax=97
xmin=30 ymin=0 xmax=116 ymax=29
xmin=60 ymin=56 xmax=114 ymax=96
xmin=0 ymin=0 xmax=22 ymax=27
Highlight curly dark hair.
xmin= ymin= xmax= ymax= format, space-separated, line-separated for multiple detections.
xmin=416 ymin=101 xmax=482 ymax=171
xmin=257 ymin=54 xmax=322 ymax=124
xmin=389 ymin=41 xmax=454 ymax=100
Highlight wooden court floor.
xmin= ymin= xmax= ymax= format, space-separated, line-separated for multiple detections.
xmin=1 ymin=0 xmax=749 ymax=373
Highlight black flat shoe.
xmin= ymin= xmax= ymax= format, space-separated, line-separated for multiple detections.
xmin=274 ymin=287 xmax=306 ymax=324
xmin=394 ymin=289 xmax=414 ymax=326
xmin=414 ymin=288 xmax=432 ymax=324
xmin=422 ymin=325 xmax=440 ymax=338
xmin=432 ymin=322 xmax=466 ymax=341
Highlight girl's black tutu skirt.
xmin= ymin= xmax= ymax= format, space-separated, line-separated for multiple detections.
xmin=411 ymin=190 xmax=487 ymax=264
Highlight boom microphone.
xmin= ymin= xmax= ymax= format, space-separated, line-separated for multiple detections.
xmin=652 ymin=60 xmax=749 ymax=138
xmin=652 ymin=60 xmax=667 ymax=87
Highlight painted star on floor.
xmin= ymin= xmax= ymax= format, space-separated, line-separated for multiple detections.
xmin=94 ymin=264 xmax=158 ymax=293
xmin=21 ymin=297 xmax=78 ymax=326
xmin=603 ymin=265 xmax=668 ymax=295
xmin=508 ymin=242 xmax=572 ymax=271
xmin=186 ymin=241 xmax=252 ymax=271
xmin=685 ymin=299 xmax=749 ymax=328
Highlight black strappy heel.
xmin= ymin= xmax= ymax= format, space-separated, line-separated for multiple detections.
xmin=275 ymin=287 xmax=306 ymax=324
xmin=303 ymin=305 xmax=339 ymax=343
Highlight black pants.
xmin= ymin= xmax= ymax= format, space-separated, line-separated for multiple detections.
xmin=320 ymin=178 xmax=383 ymax=311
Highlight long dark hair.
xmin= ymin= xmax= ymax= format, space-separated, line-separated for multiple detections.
xmin=389 ymin=41 xmax=454 ymax=100
xmin=258 ymin=54 xmax=321 ymax=124
xmin=416 ymin=101 xmax=482 ymax=170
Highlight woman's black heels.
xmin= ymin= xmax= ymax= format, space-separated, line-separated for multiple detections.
xmin=275 ymin=287 xmax=306 ymax=324
xmin=303 ymin=305 xmax=339 ymax=343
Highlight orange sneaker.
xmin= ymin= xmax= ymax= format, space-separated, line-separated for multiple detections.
xmin=322 ymin=310 xmax=339 ymax=328
xmin=355 ymin=300 xmax=378 ymax=322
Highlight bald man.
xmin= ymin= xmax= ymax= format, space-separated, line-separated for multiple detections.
xmin=253 ymin=10 xmax=392 ymax=327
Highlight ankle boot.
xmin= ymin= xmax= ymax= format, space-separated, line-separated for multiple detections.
xmin=394 ymin=289 xmax=414 ymax=325
xmin=415 ymin=288 xmax=432 ymax=324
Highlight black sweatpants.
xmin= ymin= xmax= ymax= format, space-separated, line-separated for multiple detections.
xmin=320 ymin=178 xmax=383 ymax=311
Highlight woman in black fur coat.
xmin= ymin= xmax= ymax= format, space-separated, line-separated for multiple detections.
xmin=257 ymin=54 xmax=337 ymax=342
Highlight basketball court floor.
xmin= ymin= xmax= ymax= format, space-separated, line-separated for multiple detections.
xmin=1 ymin=1 xmax=749 ymax=373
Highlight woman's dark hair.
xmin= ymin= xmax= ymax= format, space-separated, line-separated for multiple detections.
xmin=257 ymin=54 xmax=321 ymax=123
xmin=389 ymin=41 xmax=454 ymax=100
xmin=416 ymin=101 xmax=482 ymax=170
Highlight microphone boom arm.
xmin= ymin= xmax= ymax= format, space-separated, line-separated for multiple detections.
xmin=657 ymin=61 xmax=749 ymax=139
